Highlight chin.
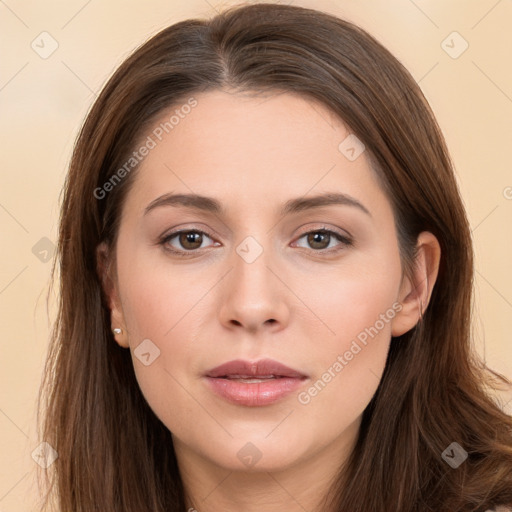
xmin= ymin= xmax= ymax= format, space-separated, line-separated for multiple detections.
xmin=196 ymin=433 xmax=314 ymax=473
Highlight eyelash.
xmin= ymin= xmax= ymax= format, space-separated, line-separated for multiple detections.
xmin=158 ymin=227 xmax=353 ymax=257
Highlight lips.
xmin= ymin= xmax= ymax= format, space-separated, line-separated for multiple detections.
xmin=205 ymin=358 xmax=307 ymax=379
xmin=204 ymin=358 xmax=308 ymax=407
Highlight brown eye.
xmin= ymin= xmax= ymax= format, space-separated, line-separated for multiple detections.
xmin=178 ymin=231 xmax=204 ymax=250
xmin=161 ymin=229 xmax=217 ymax=254
xmin=295 ymin=229 xmax=352 ymax=252
xmin=307 ymin=231 xmax=331 ymax=250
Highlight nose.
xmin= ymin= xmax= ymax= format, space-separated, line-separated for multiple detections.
xmin=218 ymin=241 xmax=290 ymax=333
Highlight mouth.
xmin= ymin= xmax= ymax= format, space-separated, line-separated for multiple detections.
xmin=216 ymin=375 xmax=292 ymax=383
xmin=205 ymin=358 xmax=307 ymax=379
xmin=204 ymin=358 xmax=308 ymax=407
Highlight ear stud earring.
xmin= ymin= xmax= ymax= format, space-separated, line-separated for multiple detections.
xmin=112 ymin=327 xmax=123 ymax=335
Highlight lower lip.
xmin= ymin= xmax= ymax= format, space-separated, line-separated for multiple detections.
xmin=204 ymin=376 xmax=307 ymax=406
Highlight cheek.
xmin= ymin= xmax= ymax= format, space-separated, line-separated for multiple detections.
xmin=121 ymin=277 xmax=202 ymax=433
xmin=299 ymin=255 xmax=401 ymax=350
xmin=294 ymin=257 xmax=401 ymax=416
xmin=115 ymin=254 xmax=211 ymax=427
xmin=117 ymin=247 xmax=204 ymax=339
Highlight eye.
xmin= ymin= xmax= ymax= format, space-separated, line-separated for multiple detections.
xmin=293 ymin=228 xmax=352 ymax=253
xmin=160 ymin=229 xmax=219 ymax=255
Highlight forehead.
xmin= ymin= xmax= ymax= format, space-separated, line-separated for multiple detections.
xmin=122 ymin=89 xmax=388 ymax=221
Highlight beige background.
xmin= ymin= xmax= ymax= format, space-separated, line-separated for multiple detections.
xmin=1 ymin=0 xmax=511 ymax=510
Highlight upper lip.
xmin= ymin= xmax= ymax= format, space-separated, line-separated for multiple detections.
xmin=205 ymin=358 xmax=308 ymax=379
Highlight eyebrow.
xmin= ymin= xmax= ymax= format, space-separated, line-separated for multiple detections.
xmin=144 ymin=192 xmax=371 ymax=218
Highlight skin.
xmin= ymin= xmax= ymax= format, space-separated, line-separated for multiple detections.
xmin=98 ymin=89 xmax=440 ymax=512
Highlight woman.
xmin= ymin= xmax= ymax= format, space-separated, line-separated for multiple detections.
xmin=37 ymin=3 xmax=512 ymax=511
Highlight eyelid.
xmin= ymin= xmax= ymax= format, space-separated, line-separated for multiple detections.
xmin=158 ymin=226 xmax=218 ymax=250
xmin=294 ymin=223 xmax=352 ymax=241
xmin=291 ymin=225 xmax=353 ymax=254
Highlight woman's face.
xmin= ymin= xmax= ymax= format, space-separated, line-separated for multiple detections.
xmin=102 ymin=89 xmax=425 ymax=473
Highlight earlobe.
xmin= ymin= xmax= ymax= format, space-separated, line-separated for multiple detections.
xmin=96 ymin=242 xmax=129 ymax=348
xmin=391 ymin=231 xmax=441 ymax=337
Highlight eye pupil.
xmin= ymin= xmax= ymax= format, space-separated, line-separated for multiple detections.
xmin=180 ymin=231 xmax=202 ymax=249
xmin=308 ymin=231 xmax=329 ymax=249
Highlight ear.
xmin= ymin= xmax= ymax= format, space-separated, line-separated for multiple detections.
xmin=96 ymin=241 xmax=129 ymax=348
xmin=391 ymin=231 xmax=441 ymax=337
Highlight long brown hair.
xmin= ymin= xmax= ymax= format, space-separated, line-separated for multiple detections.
xmin=37 ymin=3 xmax=512 ymax=511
